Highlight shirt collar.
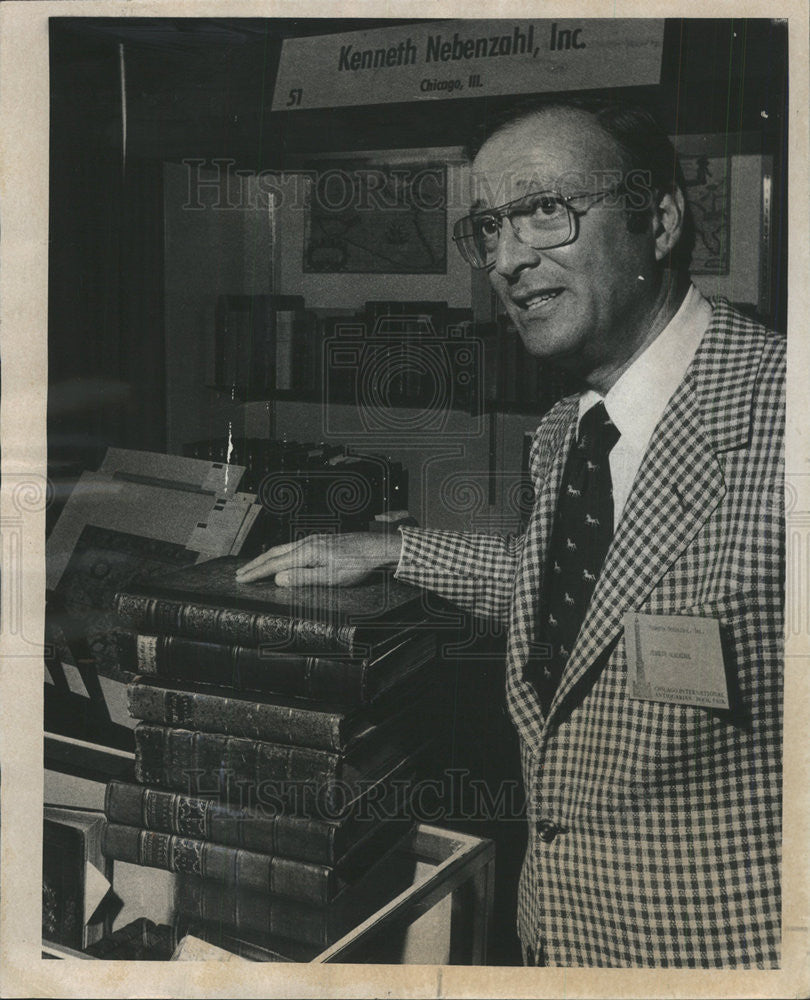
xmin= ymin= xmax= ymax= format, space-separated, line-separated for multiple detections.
xmin=578 ymin=283 xmax=713 ymax=448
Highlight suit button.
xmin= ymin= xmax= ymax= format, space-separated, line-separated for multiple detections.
xmin=537 ymin=819 xmax=559 ymax=843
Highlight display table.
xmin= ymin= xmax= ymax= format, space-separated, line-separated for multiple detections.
xmin=315 ymin=824 xmax=494 ymax=965
xmin=44 ymin=734 xmax=495 ymax=965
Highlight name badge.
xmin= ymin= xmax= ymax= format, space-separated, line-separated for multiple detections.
xmin=623 ymin=611 xmax=729 ymax=710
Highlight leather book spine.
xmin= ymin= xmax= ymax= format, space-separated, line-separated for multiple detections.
xmin=102 ymin=824 xmax=332 ymax=903
xmin=118 ymin=632 xmax=369 ymax=702
xmin=174 ymin=876 xmax=335 ymax=947
xmin=133 ymin=725 xmax=340 ymax=806
xmin=104 ymin=781 xmax=342 ymax=863
xmin=127 ymin=679 xmax=345 ymax=750
xmin=114 ymin=593 xmax=359 ymax=655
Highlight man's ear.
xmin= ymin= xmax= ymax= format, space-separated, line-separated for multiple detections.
xmin=653 ymin=187 xmax=685 ymax=261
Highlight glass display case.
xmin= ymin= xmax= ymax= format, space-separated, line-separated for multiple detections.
xmin=44 ymin=734 xmax=495 ymax=965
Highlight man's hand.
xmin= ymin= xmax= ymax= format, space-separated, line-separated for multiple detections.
xmin=235 ymin=532 xmax=403 ymax=587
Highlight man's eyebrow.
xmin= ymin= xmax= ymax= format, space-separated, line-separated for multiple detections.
xmin=468 ymin=181 xmax=552 ymax=213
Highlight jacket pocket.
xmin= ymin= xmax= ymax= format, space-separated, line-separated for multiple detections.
xmin=673 ymin=589 xmax=781 ymax=723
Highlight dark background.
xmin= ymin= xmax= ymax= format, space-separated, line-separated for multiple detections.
xmin=49 ymin=17 xmax=789 ymax=467
xmin=47 ymin=17 xmax=790 ymax=966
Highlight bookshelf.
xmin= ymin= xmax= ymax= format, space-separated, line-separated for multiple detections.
xmin=481 ymin=319 xmax=581 ymax=415
xmin=211 ymin=293 xmax=576 ymax=418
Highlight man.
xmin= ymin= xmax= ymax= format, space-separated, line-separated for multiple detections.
xmin=237 ymin=98 xmax=784 ymax=968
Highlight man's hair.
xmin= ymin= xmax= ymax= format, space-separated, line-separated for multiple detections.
xmin=471 ymin=95 xmax=695 ymax=272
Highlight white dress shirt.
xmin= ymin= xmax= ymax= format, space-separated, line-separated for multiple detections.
xmin=578 ymin=284 xmax=713 ymax=530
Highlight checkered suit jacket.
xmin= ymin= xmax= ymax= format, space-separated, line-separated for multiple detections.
xmin=397 ymin=300 xmax=784 ymax=967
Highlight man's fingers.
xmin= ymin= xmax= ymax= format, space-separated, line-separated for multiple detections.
xmin=235 ymin=534 xmax=378 ymax=586
xmin=236 ymin=538 xmax=318 ymax=583
xmin=237 ymin=555 xmax=310 ymax=584
xmin=275 ymin=566 xmax=343 ymax=587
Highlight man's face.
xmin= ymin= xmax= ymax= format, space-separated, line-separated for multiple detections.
xmin=471 ymin=110 xmax=659 ymax=379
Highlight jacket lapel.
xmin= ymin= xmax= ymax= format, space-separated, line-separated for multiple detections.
xmin=507 ymin=399 xmax=577 ymax=682
xmin=543 ymin=300 xmax=765 ymax=729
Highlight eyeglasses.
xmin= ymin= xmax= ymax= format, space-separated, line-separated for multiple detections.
xmin=452 ymin=186 xmax=622 ymax=270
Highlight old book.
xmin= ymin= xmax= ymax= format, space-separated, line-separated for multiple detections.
xmin=49 ymin=523 xmax=198 ymax=683
xmin=116 ymin=628 xmax=437 ymax=704
xmin=104 ymin=751 xmax=422 ymax=865
xmin=101 ymin=811 xmax=411 ymax=906
xmin=42 ymin=806 xmax=113 ymax=950
xmin=101 ymin=826 xmax=329 ymax=905
xmin=172 ymin=829 xmax=416 ymax=949
xmin=113 ymin=556 xmax=430 ymax=656
xmin=133 ymin=707 xmax=433 ymax=810
xmin=173 ymin=884 xmax=345 ymax=950
xmin=126 ymin=664 xmax=436 ymax=751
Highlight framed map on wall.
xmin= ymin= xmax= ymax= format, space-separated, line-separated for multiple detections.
xmin=303 ymin=155 xmax=447 ymax=274
xmin=679 ymin=152 xmax=731 ymax=275
xmin=673 ymin=133 xmax=773 ymax=316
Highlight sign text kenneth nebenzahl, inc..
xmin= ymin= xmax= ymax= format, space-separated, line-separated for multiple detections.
xmin=272 ymin=20 xmax=665 ymax=111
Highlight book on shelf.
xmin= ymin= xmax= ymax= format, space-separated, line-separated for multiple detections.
xmin=104 ymin=749 xmax=425 ymax=865
xmin=42 ymin=806 xmax=113 ymax=950
xmin=125 ymin=664 xmax=437 ymax=751
xmin=214 ymin=294 xmax=306 ymax=398
xmin=172 ymin=827 xmax=416 ymax=949
xmin=101 ymin=812 xmax=412 ymax=906
xmin=133 ymin=708 xmax=434 ymax=810
xmin=116 ymin=628 xmax=437 ymax=704
xmin=114 ymin=556 xmax=431 ymax=657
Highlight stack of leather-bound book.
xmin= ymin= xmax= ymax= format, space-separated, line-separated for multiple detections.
xmin=101 ymin=555 xmax=443 ymax=960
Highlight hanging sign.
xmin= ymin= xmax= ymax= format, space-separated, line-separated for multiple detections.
xmin=272 ymin=19 xmax=664 ymax=112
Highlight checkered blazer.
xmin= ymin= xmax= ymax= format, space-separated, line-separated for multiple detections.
xmin=397 ymin=300 xmax=785 ymax=967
